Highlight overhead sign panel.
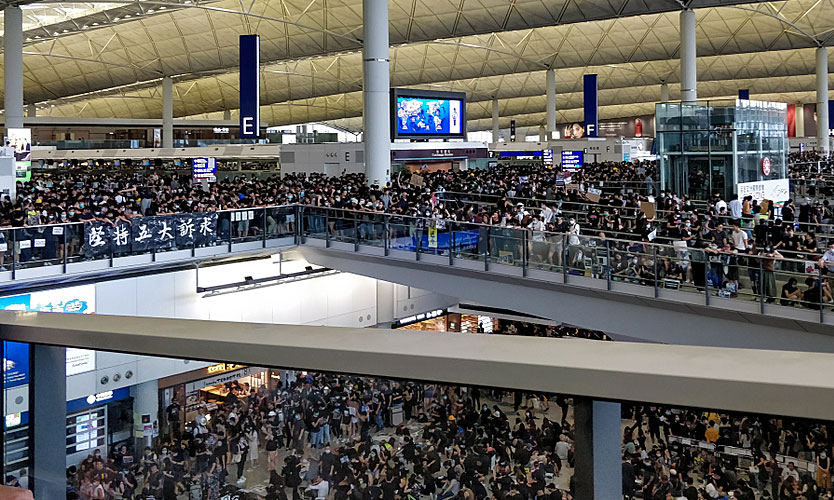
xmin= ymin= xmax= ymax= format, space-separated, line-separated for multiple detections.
xmin=583 ymin=74 xmax=598 ymax=138
xmin=239 ymin=34 xmax=260 ymax=138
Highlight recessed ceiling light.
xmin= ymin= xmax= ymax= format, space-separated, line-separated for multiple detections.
xmin=62 ymin=29 xmax=68 ymax=32
xmin=92 ymin=22 xmax=99 ymax=26
xmin=124 ymin=14 xmax=131 ymax=18
xmin=158 ymin=6 xmax=166 ymax=9
xmin=82 ymin=25 xmax=88 ymax=29
xmin=147 ymin=9 xmax=155 ymax=13
xmin=113 ymin=17 xmax=120 ymax=21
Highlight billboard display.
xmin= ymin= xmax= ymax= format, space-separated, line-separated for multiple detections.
xmin=7 ymin=128 xmax=31 ymax=182
xmin=240 ymin=34 xmax=260 ymax=138
xmin=1 ymin=285 xmax=96 ymax=389
xmin=392 ymin=88 xmax=466 ymax=139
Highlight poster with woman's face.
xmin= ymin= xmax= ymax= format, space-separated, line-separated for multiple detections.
xmin=563 ymin=123 xmax=585 ymax=139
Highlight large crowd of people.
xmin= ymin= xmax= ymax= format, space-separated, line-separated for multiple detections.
xmin=57 ymin=366 xmax=834 ymax=500
xmin=5 ymin=158 xmax=834 ymax=306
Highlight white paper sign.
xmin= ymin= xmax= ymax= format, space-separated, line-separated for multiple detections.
xmin=34 ymin=239 xmax=45 ymax=248
xmin=19 ymin=240 xmax=31 ymax=249
xmin=52 ymin=226 xmax=64 ymax=235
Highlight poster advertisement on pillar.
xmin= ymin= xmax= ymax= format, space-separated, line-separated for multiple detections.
xmin=239 ymin=34 xmax=260 ymax=138
xmin=801 ymin=102 xmax=834 ymax=137
xmin=6 ymin=128 xmax=31 ymax=182
xmin=391 ymin=88 xmax=467 ymax=140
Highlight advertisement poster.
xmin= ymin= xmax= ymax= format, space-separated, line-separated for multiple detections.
xmin=6 ymin=128 xmax=31 ymax=182
xmin=1 ymin=285 xmax=96 ymax=388
xmin=802 ymin=102 xmax=834 ymax=137
xmin=559 ymin=115 xmax=654 ymax=139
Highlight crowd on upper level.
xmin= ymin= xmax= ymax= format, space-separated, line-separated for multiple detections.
xmin=4 ymin=158 xmax=834 ymax=307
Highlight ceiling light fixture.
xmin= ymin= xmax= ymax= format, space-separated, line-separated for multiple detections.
xmin=113 ymin=17 xmax=120 ymax=21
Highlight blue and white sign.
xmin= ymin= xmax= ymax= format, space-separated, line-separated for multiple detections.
xmin=240 ymin=34 xmax=260 ymax=138
xmin=66 ymin=388 xmax=130 ymax=413
xmin=192 ymin=157 xmax=217 ymax=183
xmin=583 ymin=74 xmax=598 ymax=138
xmin=561 ymin=150 xmax=584 ymax=171
xmin=542 ymin=149 xmax=553 ymax=167
xmin=1 ymin=285 xmax=96 ymax=388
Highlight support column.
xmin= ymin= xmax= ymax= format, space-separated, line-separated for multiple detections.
xmin=30 ymin=344 xmax=67 ymax=499
xmin=796 ymin=103 xmax=806 ymax=138
xmin=680 ymin=9 xmax=697 ymax=104
xmin=546 ymin=68 xmax=556 ymax=138
xmin=538 ymin=125 xmax=547 ymax=143
xmin=660 ymin=82 xmax=670 ymax=102
xmin=26 ymin=104 xmax=36 ymax=118
xmin=362 ymin=0 xmax=391 ymax=187
xmin=816 ymin=46 xmax=829 ymax=155
xmin=492 ymin=98 xmax=500 ymax=144
xmin=573 ymin=398 xmax=622 ymax=500
xmin=131 ymin=380 xmax=159 ymax=450
xmin=223 ymin=109 xmax=231 ymax=121
xmin=4 ymin=5 xmax=24 ymax=132
xmin=162 ymin=76 xmax=174 ymax=149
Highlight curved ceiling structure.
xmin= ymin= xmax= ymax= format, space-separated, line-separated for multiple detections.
xmin=0 ymin=0 xmax=832 ymax=132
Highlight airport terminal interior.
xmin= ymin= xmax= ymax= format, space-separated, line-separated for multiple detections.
xmin=1 ymin=0 xmax=834 ymax=499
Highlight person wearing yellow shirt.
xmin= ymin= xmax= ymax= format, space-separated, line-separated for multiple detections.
xmin=705 ymin=420 xmax=720 ymax=443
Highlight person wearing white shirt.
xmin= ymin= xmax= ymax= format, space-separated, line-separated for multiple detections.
xmin=306 ymin=477 xmax=330 ymax=500
xmin=540 ymin=204 xmax=554 ymax=224
xmin=728 ymin=194 xmax=742 ymax=220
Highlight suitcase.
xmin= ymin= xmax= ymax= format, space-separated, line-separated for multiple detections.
xmin=390 ymin=406 xmax=403 ymax=426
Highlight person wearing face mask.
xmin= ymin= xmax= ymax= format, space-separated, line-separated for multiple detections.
xmin=818 ymin=450 xmax=831 ymax=489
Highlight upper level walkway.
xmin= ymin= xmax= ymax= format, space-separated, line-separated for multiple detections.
xmin=3 ymin=204 xmax=834 ymax=351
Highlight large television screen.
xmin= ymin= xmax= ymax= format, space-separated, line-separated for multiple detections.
xmin=391 ymin=89 xmax=466 ymax=139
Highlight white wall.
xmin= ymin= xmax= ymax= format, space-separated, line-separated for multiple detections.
xmin=59 ymin=258 xmax=457 ymax=402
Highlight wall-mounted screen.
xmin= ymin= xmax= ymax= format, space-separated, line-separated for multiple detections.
xmin=391 ymin=88 xmax=466 ymax=139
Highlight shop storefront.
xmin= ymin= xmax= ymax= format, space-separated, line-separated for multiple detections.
xmin=66 ymin=388 xmax=133 ymax=467
xmin=391 ymin=308 xmax=494 ymax=333
xmin=158 ymin=363 xmax=272 ymax=436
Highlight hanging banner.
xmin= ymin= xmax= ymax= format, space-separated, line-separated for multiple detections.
xmin=239 ymin=34 xmax=260 ymax=138
xmin=583 ymin=74 xmax=598 ymax=138
xmin=84 ymin=213 xmax=219 ymax=255
xmin=83 ymin=220 xmax=113 ymax=258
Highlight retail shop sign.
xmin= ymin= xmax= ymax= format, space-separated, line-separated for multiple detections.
xmin=206 ymin=363 xmax=244 ymax=375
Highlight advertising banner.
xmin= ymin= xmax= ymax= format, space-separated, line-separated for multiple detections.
xmin=390 ymin=229 xmax=479 ymax=252
xmin=737 ymin=178 xmax=791 ymax=203
xmin=240 ymin=34 xmax=261 ymax=138
xmin=1 ymin=284 xmax=96 ymax=388
xmin=7 ymin=128 xmax=31 ymax=182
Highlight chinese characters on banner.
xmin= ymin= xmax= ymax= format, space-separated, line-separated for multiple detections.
xmin=83 ymin=213 xmax=218 ymax=257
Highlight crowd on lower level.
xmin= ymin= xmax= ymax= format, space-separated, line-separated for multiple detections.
xmin=56 ymin=365 xmax=834 ymax=500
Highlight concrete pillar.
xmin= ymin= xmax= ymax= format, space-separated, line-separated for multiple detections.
xmin=162 ymin=76 xmax=174 ymax=149
xmin=796 ymin=103 xmax=806 ymax=138
xmin=131 ymin=380 xmax=159 ymax=449
xmin=26 ymin=104 xmax=36 ymax=118
xmin=573 ymin=398 xmax=623 ymax=500
xmin=660 ymin=82 xmax=670 ymax=102
xmin=30 ymin=344 xmax=67 ymax=499
xmin=816 ymin=47 xmax=829 ymax=155
xmin=362 ymin=0 xmax=391 ymax=187
xmin=546 ymin=68 xmax=556 ymax=138
xmin=4 ymin=5 xmax=24 ymax=132
xmin=223 ymin=109 xmax=231 ymax=121
xmin=538 ymin=125 xmax=547 ymax=143
xmin=680 ymin=9 xmax=697 ymax=104
xmin=492 ymin=98 xmax=500 ymax=144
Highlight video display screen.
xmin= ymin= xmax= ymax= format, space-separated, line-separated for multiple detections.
xmin=391 ymin=89 xmax=466 ymax=139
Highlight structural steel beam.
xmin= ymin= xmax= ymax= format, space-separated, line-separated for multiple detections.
xmin=0 ymin=310 xmax=833 ymax=420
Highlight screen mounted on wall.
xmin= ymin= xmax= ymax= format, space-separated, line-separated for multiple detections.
xmin=391 ymin=89 xmax=466 ymax=139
